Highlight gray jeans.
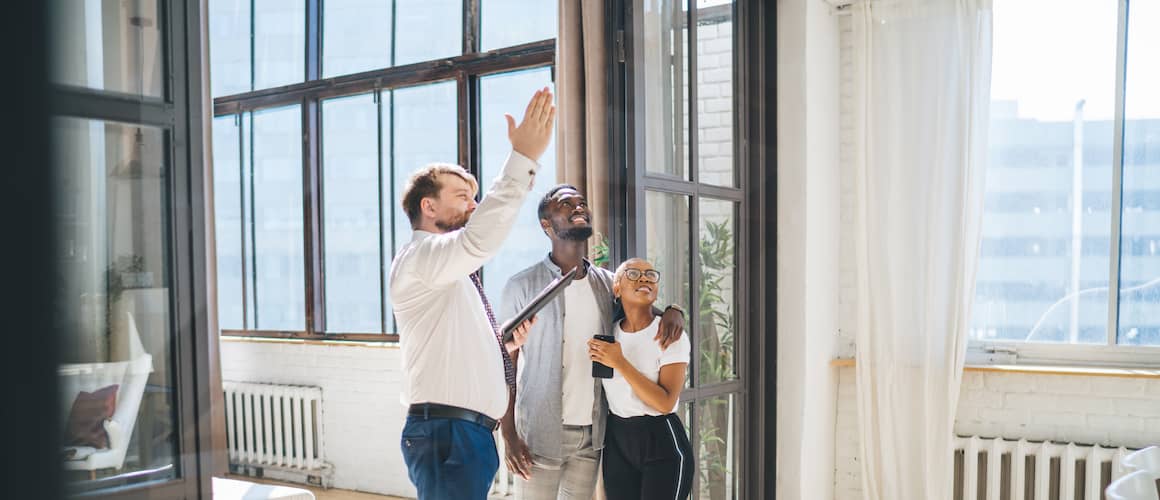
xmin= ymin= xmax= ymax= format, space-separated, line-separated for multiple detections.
xmin=514 ymin=425 xmax=600 ymax=500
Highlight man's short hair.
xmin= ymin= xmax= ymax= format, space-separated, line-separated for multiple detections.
xmin=401 ymin=163 xmax=478 ymax=228
xmin=537 ymin=184 xmax=580 ymax=221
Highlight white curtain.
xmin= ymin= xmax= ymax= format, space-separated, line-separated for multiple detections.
xmin=851 ymin=1 xmax=993 ymax=499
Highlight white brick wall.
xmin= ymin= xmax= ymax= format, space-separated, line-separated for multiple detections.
xmin=831 ymin=11 xmax=1160 ymax=500
xmin=220 ymin=339 xmax=416 ymax=498
xmin=833 ymin=369 xmax=1160 ymax=500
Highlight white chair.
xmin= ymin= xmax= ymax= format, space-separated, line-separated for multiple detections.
xmin=1106 ymin=470 xmax=1160 ymax=500
xmin=1125 ymin=446 xmax=1160 ymax=478
xmin=59 ymin=312 xmax=154 ymax=475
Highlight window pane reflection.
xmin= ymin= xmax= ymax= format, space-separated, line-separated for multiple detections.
xmin=645 ymin=191 xmax=691 ymax=315
xmin=697 ymin=198 xmax=737 ymax=385
xmin=51 ymin=0 xmax=164 ymax=98
xmin=54 ymin=118 xmax=178 ymax=488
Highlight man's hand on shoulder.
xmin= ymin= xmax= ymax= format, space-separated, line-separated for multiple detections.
xmin=505 ymin=88 xmax=556 ymax=162
xmin=656 ymin=305 xmax=686 ymax=350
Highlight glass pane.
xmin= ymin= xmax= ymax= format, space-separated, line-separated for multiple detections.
xmin=645 ymin=191 xmax=691 ymax=315
xmin=242 ymin=113 xmax=256 ymax=325
xmin=209 ymin=0 xmax=252 ymax=97
xmin=254 ymin=0 xmax=305 ymax=90
xmin=481 ymin=0 xmax=557 ymax=51
xmin=698 ymin=199 xmax=737 ymax=384
xmin=1117 ymin=0 xmax=1160 ymax=346
xmin=323 ymin=0 xmax=391 ymax=78
xmin=53 ymin=118 xmax=178 ymax=488
xmin=696 ymin=2 xmax=735 ymax=186
xmin=639 ymin=0 xmax=689 ymax=179
xmin=396 ymin=0 xmax=462 ymax=65
xmin=323 ymin=94 xmax=382 ymax=333
xmin=251 ymin=106 xmax=305 ymax=330
xmin=971 ymin=0 xmax=1116 ymax=344
xmin=214 ymin=116 xmax=245 ymax=331
xmin=479 ymin=68 xmax=556 ymax=302
xmin=50 ymin=0 xmax=164 ymax=98
xmin=696 ymin=394 xmax=738 ymax=500
xmin=389 ymin=82 xmax=459 ymax=328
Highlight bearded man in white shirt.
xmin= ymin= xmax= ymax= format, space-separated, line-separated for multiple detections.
xmin=389 ymin=88 xmax=554 ymax=500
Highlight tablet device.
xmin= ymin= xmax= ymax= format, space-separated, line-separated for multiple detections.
xmin=500 ymin=266 xmax=579 ymax=343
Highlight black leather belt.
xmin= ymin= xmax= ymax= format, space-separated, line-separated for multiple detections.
xmin=408 ymin=403 xmax=500 ymax=431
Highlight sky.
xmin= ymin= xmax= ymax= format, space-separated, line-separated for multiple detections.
xmin=990 ymin=0 xmax=1158 ymax=122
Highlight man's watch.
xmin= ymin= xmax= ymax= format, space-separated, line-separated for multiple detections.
xmin=664 ymin=303 xmax=686 ymax=318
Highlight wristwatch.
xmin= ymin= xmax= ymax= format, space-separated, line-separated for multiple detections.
xmin=664 ymin=303 xmax=686 ymax=318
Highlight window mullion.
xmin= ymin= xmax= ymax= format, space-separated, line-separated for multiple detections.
xmin=377 ymin=88 xmax=387 ymax=335
xmin=238 ymin=114 xmax=250 ymax=330
xmin=304 ymin=99 xmax=325 ymax=335
xmin=1107 ymin=0 xmax=1129 ymax=347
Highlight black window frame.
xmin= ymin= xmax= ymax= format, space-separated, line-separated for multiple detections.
xmin=48 ymin=0 xmax=215 ymax=497
xmin=212 ymin=0 xmax=556 ymax=342
xmin=610 ymin=0 xmax=776 ymax=498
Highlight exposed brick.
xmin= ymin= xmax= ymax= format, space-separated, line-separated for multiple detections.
xmin=978 ymin=407 xmax=1030 ymax=424
xmin=1091 ymin=377 xmax=1148 ymax=397
xmin=1030 ymin=412 xmax=1087 ymax=427
xmin=1116 ymin=398 xmax=1160 ymax=418
xmin=1036 ymin=375 xmax=1093 ymax=395
xmin=1087 ymin=414 xmax=1145 ymax=430
xmin=984 ymin=373 xmax=1036 ymax=392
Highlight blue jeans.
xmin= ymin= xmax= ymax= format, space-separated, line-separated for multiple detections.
xmin=401 ymin=415 xmax=500 ymax=500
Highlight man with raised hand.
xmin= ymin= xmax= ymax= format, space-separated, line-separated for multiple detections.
xmin=389 ymin=88 xmax=555 ymax=500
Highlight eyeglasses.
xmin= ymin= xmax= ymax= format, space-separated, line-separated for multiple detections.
xmin=623 ymin=268 xmax=661 ymax=283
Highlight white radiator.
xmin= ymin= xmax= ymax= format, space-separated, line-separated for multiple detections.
xmin=954 ymin=436 xmax=1136 ymax=500
xmin=224 ymin=381 xmax=330 ymax=484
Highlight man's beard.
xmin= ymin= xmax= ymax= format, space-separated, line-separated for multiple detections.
xmin=435 ymin=211 xmax=470 ymax=232
xmin=555 ymin=225 xmax=593 ymax=241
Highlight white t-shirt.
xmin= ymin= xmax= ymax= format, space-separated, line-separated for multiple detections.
xmin=601 ymin=317 xmax=691 ymax=417
xmin=561 ymin=277 xmax=602 ymax=425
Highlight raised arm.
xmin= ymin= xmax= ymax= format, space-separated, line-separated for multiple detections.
xmin=412 ymin=89 xmax=556 ymax=287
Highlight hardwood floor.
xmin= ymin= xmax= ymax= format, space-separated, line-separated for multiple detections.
xmin=229 ymin=475 xmax=409 ymax=500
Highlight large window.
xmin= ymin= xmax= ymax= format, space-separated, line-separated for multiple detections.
xmin=973 ymin=0 xmax=1160 ymax=358
xmin=631 ymin=0 xmax=743 ymax=497
xmin=209 ymin=0 xmax=555 ymax=340
xmin=49 ymin=0 xmax=212 ymax=496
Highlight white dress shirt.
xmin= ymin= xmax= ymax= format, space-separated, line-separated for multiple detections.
xmin=389 ymin=151 xmax=538 ymax=420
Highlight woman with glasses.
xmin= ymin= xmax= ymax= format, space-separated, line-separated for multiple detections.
xmin=588 ymin=258 xmax=693 ymax=500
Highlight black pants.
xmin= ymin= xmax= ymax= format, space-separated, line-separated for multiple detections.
xmin=602 ymin=413 xmax=694 ymax=500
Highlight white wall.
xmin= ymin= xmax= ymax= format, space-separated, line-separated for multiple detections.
xmin=830 ymin=12 xmax=1160 ymax=500
xmin=776 ymin=0 xmax=843 ymax=498
xmin=833 ymin=367 xmax=1160 ymax=500
xmin=220 ymin=339 xmax=416 ymax=498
